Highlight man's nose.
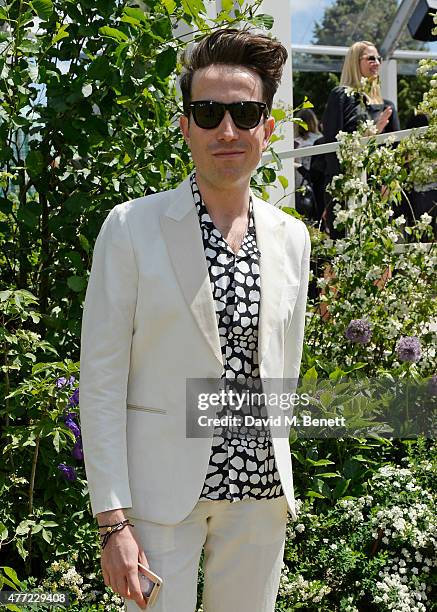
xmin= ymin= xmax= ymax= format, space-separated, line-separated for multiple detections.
xmin=216 ymin=111 xmax=239 ymax=140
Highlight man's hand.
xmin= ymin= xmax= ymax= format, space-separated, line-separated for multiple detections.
xmin=97 ymin=510 xmax=149 ymax=609
xmin=376 ymin=106 xmax=392 ymax=134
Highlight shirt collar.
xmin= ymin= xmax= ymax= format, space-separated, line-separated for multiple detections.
xmin=190 ymin=172 xmax=255 ymax=229
xmin=190 ymin=173 xmax=259 ymax=259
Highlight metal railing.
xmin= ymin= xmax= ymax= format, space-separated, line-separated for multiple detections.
xmin=262 ymin=126 xmax=429 ymax=164
xmin=261 ymin=125 xmax=434 ymax=253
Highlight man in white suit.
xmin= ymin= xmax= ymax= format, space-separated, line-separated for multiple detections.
xmin=80 ymin=28 xmax=310 ymax=612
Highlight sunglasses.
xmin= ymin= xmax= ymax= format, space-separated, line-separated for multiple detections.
xmin=187 ymin=100 xmax=268 ymax=130
xmin=361 ymin=54 xmax=382 ymax=63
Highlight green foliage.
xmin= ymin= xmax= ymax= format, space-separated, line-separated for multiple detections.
xmin=304 ymin=116 xmax=435 ymax=376
xmin=0 ymin=0 xmax=274 ymax=592
xmin=0 ymin=0 xmax=262 ymax=357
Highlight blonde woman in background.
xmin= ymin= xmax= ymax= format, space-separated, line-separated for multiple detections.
xmin=322 ymin=40 xmax=400 ymax=236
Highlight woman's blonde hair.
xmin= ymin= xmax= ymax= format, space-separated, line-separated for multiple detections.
xmin=340 ymin=41 xmax=383 ymax=104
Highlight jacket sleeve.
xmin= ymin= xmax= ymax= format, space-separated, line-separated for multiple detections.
xmin=385 ymin=100 xmax=401 ymax=133
xmin=283 ymin=222 xmax=310 ymax=383
xmin=79 ymin=204 xmax=138 ymax=516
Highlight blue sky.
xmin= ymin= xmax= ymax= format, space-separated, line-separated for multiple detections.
xmin=290 ymin=0 xmax=437 ymax=50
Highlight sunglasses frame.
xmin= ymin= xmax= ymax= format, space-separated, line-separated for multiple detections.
xmin=187 ymin=100 xmax=268 ymax=130
xmin=361 ymin=54 xmax=383 ymax=63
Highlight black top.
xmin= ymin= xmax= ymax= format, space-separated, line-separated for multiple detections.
xmin=190 ymin=174 xmax=283 ymax=503
xmin=322 ymin=85 xmax=400 ymax=178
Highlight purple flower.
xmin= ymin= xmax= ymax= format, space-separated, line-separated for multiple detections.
xmin=396 ymin=336 xmax=422 ymax=363
xmin=64 ymin=415 xmax=81 ymax=440
xmin=56 ymin=376 xmax=75 ymax=389
xmin=57 ymin=463 xmax=77 ymax=481
xmin=71 ymin=439 xmax=84 ymax=461
xmin=345 ymin=319 xmax=372 ymax=345
xmin=68 ymin=388 xmax=79 ymax=407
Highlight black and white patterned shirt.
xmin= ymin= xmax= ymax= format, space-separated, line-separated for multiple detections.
xmin=190 ymin=174 xmax=283 ymax=502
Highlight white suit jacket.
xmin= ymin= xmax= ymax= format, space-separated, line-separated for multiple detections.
xmin=80 ymin=176 xmax=310 ymax=525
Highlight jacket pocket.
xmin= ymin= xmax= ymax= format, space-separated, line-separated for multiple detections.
xmin=127 ymin=404 xmax=167 ymax=414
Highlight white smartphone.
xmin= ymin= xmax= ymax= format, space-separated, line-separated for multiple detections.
xmin=138 ymin=562 xmax=163 ymax=607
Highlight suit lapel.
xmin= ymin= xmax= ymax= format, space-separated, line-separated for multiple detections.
xmin=160 ymin=177 xmax=223 ymax=367
xmin=252 ymin=196 xmax=286 ymax=367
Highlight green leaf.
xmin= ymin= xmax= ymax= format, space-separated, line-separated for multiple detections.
xmin=64 ymin=193 xmax=88 ymax=215
xmin=0 ymin=7 xmax=8 ymax=19
xmin=53 ymin=430 xmax=60 ymax=452
xmin=0 ymin=524 xmax=8 ymax=542
xmin=162 ymin=0 xmax=176 ymax=13
xmin=271 ymin=108 xmax=286 ymax=121
xmin=306 ymin=490 xmax=325 ymax=499
xmin=262 ymin=167 xmax=276 ymax=183
xmin=121 ymin=14 xmax=142 ymax=27
xmin=79 ymin=234 xmax=90 ymax=253
xmin=42 ymin=528 xmax=52 ymax=543
xmin=31 ymin=0 xmax=53 ymax=20
xmin=221 ymin=0 xmax=234 ymax=12
xmin=16 ymin=521 xmax=32 ymax=536
xmin=67 ymin=276 xmax=87 ymax=292
xmin=155 ymin=47 xmax=177 ymax=79
xmin=26 ymin=150 xmax=44 ymax=176
xmin=52 ymin=23 xmax=69 ymax=45
xmin=16 ymin=538 xmax=28 ymax=561
xmin=181 ymin=0 xmax=204 ymax=18
xmin=17 ymin=201 xmax=41 ymax=229
xmin=99 ymin=26 xmax=129 ymax=43
xmin=278 ymin=175 xmax=288 ymax=189
xmin=333 ymin=478 xmax=351 ymax=499
xmin=251 ymin=14 xmax=274 ymax=30
xmin=87 ymin=56 xmax=111 ymax=81
xmin=122 ymin=7 xmax=148 ymax=24
xmin=0 ymin=576 xmax=19 ymax=590
xmin=306 ymin=458 xmax=335 ymax=467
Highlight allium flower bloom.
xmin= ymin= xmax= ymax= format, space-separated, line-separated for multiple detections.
xmin=68 ymin=388 xmax=79 ymax=407
xmin=56 ymin=376 xmax=75 ymax=388
xmin=57 ymin=463 xmax=77 ymax=481
xmin=345 ymin=319 xmax=372 ymax=344
xmin=396 ymin=336 xmax=422 ymax=363
xmin=64 ymin=415 xmax=81 ymax=440
xmin=72 ymin=439 xmax=84 ymax=461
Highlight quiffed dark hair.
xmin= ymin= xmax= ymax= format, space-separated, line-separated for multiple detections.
xmin=180 ymin=28 xmax=288 ymax=114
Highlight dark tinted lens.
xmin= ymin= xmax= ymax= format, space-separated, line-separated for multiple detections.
xmin=192 ymin=102 xmax=224 ymax=129
xmin=230 ymin=102 xmax=263 ymax=129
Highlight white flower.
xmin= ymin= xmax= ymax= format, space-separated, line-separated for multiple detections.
xmin=419 ymin=212 xmax=432 ymax=226
xmin=295 ymin=523 xmax=305 ymax=533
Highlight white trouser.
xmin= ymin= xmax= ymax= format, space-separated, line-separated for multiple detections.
xmin=125 ymin=495 xmax=288 ymax=612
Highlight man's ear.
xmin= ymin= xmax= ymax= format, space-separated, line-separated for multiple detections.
xmin=262 ymin=116 xmax=275 ymax=151
xmin=180 ymin=115 xmax=190 ymax=145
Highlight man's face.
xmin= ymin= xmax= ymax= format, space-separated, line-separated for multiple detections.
xmin=179 ymin=64 xmax=275 ymax=191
